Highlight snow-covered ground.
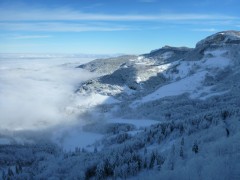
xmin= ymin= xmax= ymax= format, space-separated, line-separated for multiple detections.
xmin=132 ymin=50 xmax=231 ymax=107
xmin=135 ymin=71 xmax=207 ymax=105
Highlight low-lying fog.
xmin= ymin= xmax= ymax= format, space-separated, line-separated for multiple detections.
xmin=0 ymin=54 xmax=104 ymax=150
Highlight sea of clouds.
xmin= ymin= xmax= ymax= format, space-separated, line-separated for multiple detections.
xmin=0 ymin=54 xmax=100 ymax=130
xmin=0 ymin=54 xmax=108 ymax=149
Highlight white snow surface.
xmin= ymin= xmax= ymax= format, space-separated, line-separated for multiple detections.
xmin=132 ymin=51 xmax=231 ymax=106
xmin=199 ymin=90 xmax=229 ymax=100
xmin=134 ymin=71 xmax=207 ymax=105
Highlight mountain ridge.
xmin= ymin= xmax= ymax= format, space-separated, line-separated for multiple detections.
xmin=77 ymin=30 xmax=239 ymax=105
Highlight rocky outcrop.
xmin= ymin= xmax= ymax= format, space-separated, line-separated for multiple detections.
xmin=185 ymin=31 xmax=240 ymax=61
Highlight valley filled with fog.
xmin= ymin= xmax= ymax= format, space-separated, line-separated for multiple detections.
xmin=0 ymin=54 xmax=104 ymax=149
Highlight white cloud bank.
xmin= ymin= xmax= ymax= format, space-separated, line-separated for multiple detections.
xmin=0 ymin=55 xmax=97 ymax=130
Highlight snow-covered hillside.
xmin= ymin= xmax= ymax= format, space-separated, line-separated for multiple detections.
xmin=1 ymin=31 xmax=240 ymax=180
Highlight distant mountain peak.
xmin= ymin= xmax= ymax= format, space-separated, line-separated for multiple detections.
xmin=218 ymin=30 xmax=240 ymax=36
xmin=196 ymin=30 xmax=240 ymax=48
xmin=149 ymin=45 xmax=191 ymax=53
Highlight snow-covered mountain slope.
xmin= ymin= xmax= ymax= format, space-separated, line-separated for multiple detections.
xmin=1 ymin=31 xmax=240 ymax=179
xmin=77 ymin=31 xmax=237 ymax=108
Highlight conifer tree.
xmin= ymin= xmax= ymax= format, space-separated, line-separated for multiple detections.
xmin=192 ymin=141 xmax=199 ymax=154
xmin=2 ymin=170 xmax=6 ymax=180
xmin=7 ymin=168 xmax=14 ymax=177
xmin=180 ymin=146 xmax=184 ymax=158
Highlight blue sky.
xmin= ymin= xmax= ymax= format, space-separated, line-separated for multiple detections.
xmin=0 ymin=0 xmax=240 ymax=54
